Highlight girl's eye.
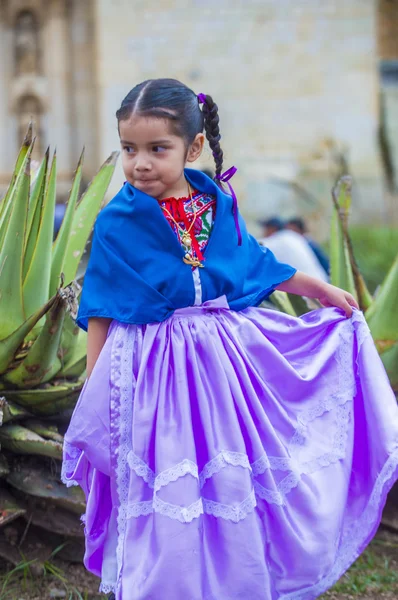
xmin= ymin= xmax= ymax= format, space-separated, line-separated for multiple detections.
xmin=153 ymin=146 xmax=166 ymax=153
xmin=123 ymin=146 xmax=134 ymax=154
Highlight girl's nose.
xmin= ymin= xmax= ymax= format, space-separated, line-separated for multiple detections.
xmin=135 ymin=155 xmax=152 ymax=171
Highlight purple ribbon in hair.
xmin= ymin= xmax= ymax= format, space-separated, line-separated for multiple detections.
xmin=215 ymin=166 xmax=242 ymax=246
xmin=197 ymin=93 xmax=207 ymax=104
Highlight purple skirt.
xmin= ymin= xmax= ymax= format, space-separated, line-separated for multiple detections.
xmin=62 ymin=297 xmax=398 ymax=600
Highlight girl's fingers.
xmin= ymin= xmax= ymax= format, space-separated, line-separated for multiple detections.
xmin=343 ymin=299 xmax=353 ymax=317
xmin=347 ymin=294 xmax=359 ymax=309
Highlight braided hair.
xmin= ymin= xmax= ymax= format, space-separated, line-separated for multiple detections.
xmin=116 ymin=79 xmax=224 ymax=178
xmin=199 ymin=95 xmax=224 ymax=178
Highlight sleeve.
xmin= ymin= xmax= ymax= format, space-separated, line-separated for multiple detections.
xmin=76 ymin=217 xmax=126 ymax=331
xmin=76 ymin=212 xmax=172 ymax=331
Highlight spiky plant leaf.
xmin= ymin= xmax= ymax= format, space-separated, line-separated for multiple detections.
xmin=62 ymin=151 xmax=119 ymax=285
xmin=50 ymin=150 xmax=84 ymax=297
xmin=0 ymin=424 xmax=62 ymax=459
xmin=23 ymin=152 xmax=57 ymax=322
xmin=377 ymin=342 xmax=398 ymax=391
xmin=24 ymin=501 xmax=84 ymax=537
xmin=4 ymin=288 xmax=68 ymax=388
xmin=0 ymin=488 xmax=25 ymax=527
xmin=0 ymin=397 xmax=31 ymax=424
xmin=57 ymin=327 xmax=87 ymax=378
xmin=7 ymin=461 xmax=85 ymax=514
xmin=23 ymin=420 xmax=63 ymax=443
xmin=330 ymin=176 xmax=357 ymax=299
xmin=0 ymin=156 xmax=30 ymax=339
xmin=330 ymin=178 xmax=373 ymax=311
xmin=286 ymin=293 xmax=313 ymax=316
xmin=0 ymin=124 xmax=32 ymax=226
xmin=270 ymin=290 xmax=297 ymax=316
xmin=3 ymin=381 xmax=82 ymax=416
xmin=57 ymin=314 xmax=80 ymax=371
xmin=366 ymin=253 xmax=398 ymax=341
xmin=23 ymin=148 xmax=49 ymax=278
xmin=0 ymin=294 xmax=57 ymax=374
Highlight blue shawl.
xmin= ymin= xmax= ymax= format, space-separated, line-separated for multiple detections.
xmin=76 ymin=169 xmax=296 ymax=330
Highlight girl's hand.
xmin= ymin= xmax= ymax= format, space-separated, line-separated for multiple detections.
xmin=318 ymin=283 xmax=359 ymax=317
xmin=276 ymin=273 xmax=359 ymax=318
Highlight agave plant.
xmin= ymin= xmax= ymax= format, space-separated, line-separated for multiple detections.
xmin=272 ymin=176 xmax=398 ymax=391
xmin=0 ymin=126 xmax=118 ymax=554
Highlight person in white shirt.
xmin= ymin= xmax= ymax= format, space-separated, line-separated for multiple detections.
xmin=258 ymin=217 xmax=329 ymax=282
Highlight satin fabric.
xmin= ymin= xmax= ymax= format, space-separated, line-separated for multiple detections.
xmin=63 ymin=301 xmax=398 ymax=600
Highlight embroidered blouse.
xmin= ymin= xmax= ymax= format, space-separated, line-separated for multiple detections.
xmin=157 ymin=190 xmax=216 ymax=264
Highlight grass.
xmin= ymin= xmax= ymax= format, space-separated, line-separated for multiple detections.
xmin=320 ymin=534 xmax=398 ymax=598
xmin=1 ymin=533 xmax=397 ymax=598
xmin=0 ymin=544 xmax=97 ymax=600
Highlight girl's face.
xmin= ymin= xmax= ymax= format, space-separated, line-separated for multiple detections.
xmin=119 ymin=115 xmax=204 ymax=200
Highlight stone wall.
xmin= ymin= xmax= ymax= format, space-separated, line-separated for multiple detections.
xmin=0 ymin=0 xmax=98 ymax=196
xmin=94 ymin=0 xmax=390 ymax=237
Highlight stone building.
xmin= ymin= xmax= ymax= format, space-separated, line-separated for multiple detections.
xmin=0 ymin=0 xmax=397 ymax=234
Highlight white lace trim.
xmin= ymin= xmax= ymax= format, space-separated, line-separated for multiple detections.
xmin=126 ymin=489 xmax=257 ymax=524
xmin=351 ymin=309 xmax=371 ymax=351
xmin=279 ymin=448 xmax=398 ymax=600
xmin=127 ymin=450 xmax=156 ymax=488
xmin=204 ymin=489 xmax=257 ymax=523
xmin=289 ymin=319 xmax=356 ymax=448
xmin=61 ymin=440 xmax=82 ymax=488
xmin=154 ymin=458 xmax=199 ymax=492
xmin=99 ymin=582 xmax=115 ymax=594
xmin=112 ymin=324 xmax=136 ymax=594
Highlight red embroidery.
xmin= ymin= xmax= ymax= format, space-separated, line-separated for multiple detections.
xmin=158 ymin=191 xmax=216 ymax=258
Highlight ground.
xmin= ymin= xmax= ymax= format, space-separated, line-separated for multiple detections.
xmin=0 ymin=528 xmax=397 ymax=600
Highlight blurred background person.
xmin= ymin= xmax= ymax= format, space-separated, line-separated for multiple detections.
xmin=259 ymin=217 xmax=329 ymax=281
xmin=286 ymin=216 xmax=330 ymax=275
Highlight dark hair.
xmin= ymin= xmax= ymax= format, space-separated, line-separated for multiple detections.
xmin=286 ymin=217 xmax=307 ymax=233
xmin=258 ymin=217 xmax=285 ymax=231
xmin=116 ymin=78 xmax=224 ymax=177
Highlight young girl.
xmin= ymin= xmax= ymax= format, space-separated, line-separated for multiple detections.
xmin=62 ymin=79 xmax=398 ymax=600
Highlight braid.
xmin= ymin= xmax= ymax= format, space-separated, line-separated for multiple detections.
xmin=201 ymin=95 xmax=224 ymax=178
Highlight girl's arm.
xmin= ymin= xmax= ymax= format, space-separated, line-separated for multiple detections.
xmin=276 ymin=271 xmax=359 ymax=317
xmin=87 ymin=317 xmax=112 ymax=378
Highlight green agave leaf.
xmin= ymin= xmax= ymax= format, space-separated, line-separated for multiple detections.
xmin=0 ymin=424 xmax=62 ymax=459
xmin=50 ymin=149 xmax=84 ymax=297
xmin=4 ymin=289 xmax=68 ymax=388
xmin=24 ymin=501 xmax=84 ymax=537
xmin=58 ymin=356 xmax=86 ymax=380
xmin=0 ymin=397 xmax=31 ymax=424
xmin=330 ymin=177 xmax=373 ymax=311
xmin=378 ymin=342 xmax=398 ymax=392
xmin=0 ymin=488 xmax=26 ymax=527
xmin=0 ymin=123 xmax=32 ymax=226
xmin=23 ymin=151 xmax=57 ymax=323
xmin=62 ymin=151 xmax=119 ymax=285
xmin=330 ymin=176 xmax=357 ymax=299
xmin=0 ymin=155 xmax=30 ymax=339
xmin=23 ymin=420 xmax=64 ymax=443
xmin=366 ymin=253 xmax=398 ymax=341
xmin=270 ymin=290 xmax=297 ymax=317
xmin=7 ymin=461 xmax=85 ymax=514
xmin=57 ymin=327 xmax=87 ymax=378
xmin=57 ymin=312 xmax=80 ymax=371
xmin=0 ymin=294 xmax=56 ymax=374
xmin=287 ymin=293 xmax=313 ymax=316
xmin=3 ymin=381 xmax=82 ymax=416
xmin=23 ymin=148 xmax=49 ymax=278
